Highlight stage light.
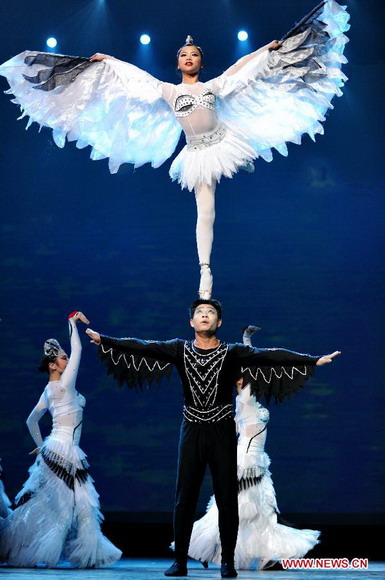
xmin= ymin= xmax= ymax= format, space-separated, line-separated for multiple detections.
xmin=140 ymin=34 xmax=151 ymax=45
xmin=237 ymin=30 xmax=248 ymax=42
xmin=46 ymin=37 xmax=58 ymax=48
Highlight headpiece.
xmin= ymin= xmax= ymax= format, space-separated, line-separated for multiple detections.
xmin=43 ymin=338 xmax=64 ymax=359
xmin=177 ymin=35 xmax=204 ymax=59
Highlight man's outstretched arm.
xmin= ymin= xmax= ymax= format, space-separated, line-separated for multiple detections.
xmin=86 ymin=328 xmax=181 ymax=388
xmin=235 ymin=344 xmax=341 ymax=404
xmin=86 ymin=328 xmax=180 ymax=363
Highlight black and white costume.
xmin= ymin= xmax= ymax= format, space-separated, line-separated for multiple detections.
xmin=98 ymin=334 xmax=320 ymax=563
xmin=0 ymin=318 xmax=122 ymax=568
xmin=188 ymin=384 xmax=320 ymax=569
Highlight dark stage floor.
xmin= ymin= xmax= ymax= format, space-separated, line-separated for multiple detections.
xmin=1 ymin=559 xmax=385 ymax=579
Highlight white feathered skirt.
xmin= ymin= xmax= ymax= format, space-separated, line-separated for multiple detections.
xmin=169 ymin=124 xmax=256 ymax=192
xmin=188 ymin=444 xmax=320 ymax=569
xmin=0 ymin=435 xmax=122 ymax=568
xmin=0 ymin=480 xmax=11 ymax=519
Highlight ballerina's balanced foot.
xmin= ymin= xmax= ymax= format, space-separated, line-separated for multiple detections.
xmin=199 ymin=263 xmax=213 ymax=299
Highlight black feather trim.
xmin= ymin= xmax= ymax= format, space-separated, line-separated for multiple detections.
xmin=98 ymin=344 xmax=173 ymax=389
xmin=241 ymin=364 xmax=314 ymax=405
xmin=280 ymin=1 xmax=326 ymax=42
xmin=23 ymin=53 xmax=94 ymax=91
xmin=238 ymin=473 xmax=264 ymax=492
xmin=15 ymin=491 xmax=33 ymax=506
xmin=41 ymin=448 xmax=90 ymax=490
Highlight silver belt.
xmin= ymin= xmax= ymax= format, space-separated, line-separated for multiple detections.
xmin=183 ymin=403 xmax=233 ymax=423
xmin=186 ymin=124 xmax=226 ymax=151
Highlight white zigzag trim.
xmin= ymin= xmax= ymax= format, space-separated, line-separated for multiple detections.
xmin=241 ymin=365 xmax=308 ymax=384
xmin=183 ymin=404 xmax=233 ymax=422
xmin=101 ymin=345 xmax=171 ymax=372
xmin=184 ymin=342 xmax=228 ymax=409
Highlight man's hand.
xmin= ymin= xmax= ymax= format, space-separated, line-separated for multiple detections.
xmin=86 ymin=328 xmax=101 ymax=345
xmin=316 ymin=351 xmax=341 ymax=366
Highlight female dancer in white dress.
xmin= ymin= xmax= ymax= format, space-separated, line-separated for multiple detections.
xmin=0 ymin=1 xmax=349 ymax=298
xmin=0 ymin=312 xmax=122 ymax=568
xmin=187 ymin=325 xmax=320 ymax=570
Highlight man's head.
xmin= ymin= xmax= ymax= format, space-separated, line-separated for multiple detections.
xmin=189 ymin=299 xmax=222 ymax=335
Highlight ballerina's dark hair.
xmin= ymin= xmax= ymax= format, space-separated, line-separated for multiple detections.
xmin=38 ymin=338 xmax=63 ymax=373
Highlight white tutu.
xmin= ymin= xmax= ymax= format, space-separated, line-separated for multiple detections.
xmin=188 ymin=454 xmax=320 ymax=570
xmin=169 ymin=124 xmax=256 ymax=191
xmin=0 ymin=435 xmax=122 ymax=568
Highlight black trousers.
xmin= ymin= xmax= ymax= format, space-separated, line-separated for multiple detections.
xmin=173 ymin=419 xmax=239 ymax=563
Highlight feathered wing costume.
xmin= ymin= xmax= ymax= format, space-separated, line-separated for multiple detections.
xmin=186 ymin=326 xmax=320 ymax=570
xmin=0 ymin=0 xmax=349 ymax=188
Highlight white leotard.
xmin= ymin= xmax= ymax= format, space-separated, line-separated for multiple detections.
xmin=26 ymin=318 xmax=85 ymax=447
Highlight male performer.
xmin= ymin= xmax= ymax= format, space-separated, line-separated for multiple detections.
xmin=86 ymin=299 xmax=340 ymax=578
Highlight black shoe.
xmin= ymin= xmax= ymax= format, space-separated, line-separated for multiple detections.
xmin=164 ymin=561 xmax=188 ymax=577
xmin=221 ymin=561 xmax=237 ymax=578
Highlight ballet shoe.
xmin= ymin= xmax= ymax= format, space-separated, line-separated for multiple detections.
xmin=220 ymin=561 xmax=237 ymax=578
xmin=164 ymin=561 xmax=188 ymax=576
xmin=198 ymin=264 xmax=213 ymax=300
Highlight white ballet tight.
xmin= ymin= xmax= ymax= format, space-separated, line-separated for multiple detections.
xmin=194 ymin=180 xmax=216 ymax=266
xmin=194 ymin=181 xmax=216 ymax=298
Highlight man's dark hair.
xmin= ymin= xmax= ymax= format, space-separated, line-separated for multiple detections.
xmin=189 ymin=299 xmax=222 ymax=320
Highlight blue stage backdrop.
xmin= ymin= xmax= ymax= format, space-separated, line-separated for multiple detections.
xmin=0 ymin=0 xmax=384 ymax=518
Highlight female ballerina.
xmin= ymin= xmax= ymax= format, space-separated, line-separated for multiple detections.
xmin=0 ymin=312 xmax=122 ymax=568
xmin=0 ymin=0 xmax=349 ymax=298
xmin=187 ymin=325 xmax=320 ymax=570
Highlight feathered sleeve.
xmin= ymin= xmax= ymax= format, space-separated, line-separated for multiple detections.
xmin=235 ymin=344 xmax=319 ymax=404
xmin=0 ymin=51 xmax=182 ymax=173
xmin=98 ymin=335 xmax=180 ymax=389
xmin=210 ymin=0 xmax=349 ymax=162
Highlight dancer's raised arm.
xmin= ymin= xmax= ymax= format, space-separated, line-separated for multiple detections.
xmin=61 ymin=311 xmax=89 ymax=392
xmin=26 ymin=311 xmax=89 ymax=451
xmin=219 ymin=40 xmax=280 ymax=79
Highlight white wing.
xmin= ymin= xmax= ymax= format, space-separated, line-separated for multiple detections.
xmin=0 ymin=52 xmax=182 ymax=173
xmin=212 ymin=0 xmax=350 ymax=162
